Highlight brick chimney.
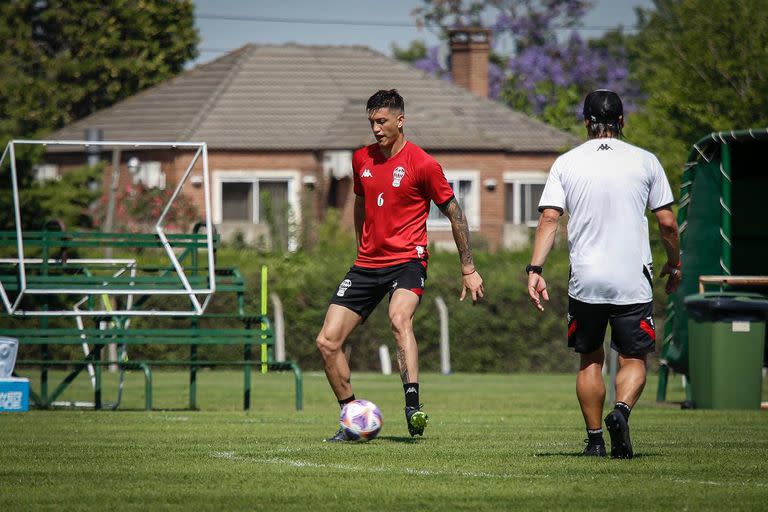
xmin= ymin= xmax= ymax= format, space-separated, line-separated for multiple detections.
xmin=449 ymin=28 xmax=491 ymax=98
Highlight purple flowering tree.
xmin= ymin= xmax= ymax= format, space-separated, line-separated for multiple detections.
xmin=410 ymin=0 xmax=633 ymax=131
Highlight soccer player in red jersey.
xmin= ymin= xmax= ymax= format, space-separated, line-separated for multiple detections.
xmin=318 ymin=89 xmax=484 ymax=441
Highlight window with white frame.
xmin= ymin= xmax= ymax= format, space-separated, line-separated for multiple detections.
xmin=32 ymin=164 xmax=60 ymax=183
xmin=214 ymin=170 xmax=301 ymax=250
xmin=504 ymin=171 xmax=548 ymax=227
xmin=427 ymin=170 xmax=480 ymax=230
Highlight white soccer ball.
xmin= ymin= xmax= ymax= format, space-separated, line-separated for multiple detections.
xmin=339 ymin=399 xmax=383 ymax=441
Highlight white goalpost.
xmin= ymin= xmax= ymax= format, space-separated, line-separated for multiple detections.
xmin=0 ymin=139 xmax=216 ymax=317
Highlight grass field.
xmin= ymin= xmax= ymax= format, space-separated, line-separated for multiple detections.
xmin=1 ymin=370 xmax=767 ymax=511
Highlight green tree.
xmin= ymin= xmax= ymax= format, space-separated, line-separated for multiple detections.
xmin=627 ymin=0 xmax=768 ymax=189
xmin=391 ymin=40 xmax=428 ymax=64
xmin=0 ymin=0 xmax=199 ymax=138
xmin=0 ymin=0 xmax=199 ymax=229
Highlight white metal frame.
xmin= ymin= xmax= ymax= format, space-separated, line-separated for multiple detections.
xmin=0 ymin=139 xmax=215 ymax=317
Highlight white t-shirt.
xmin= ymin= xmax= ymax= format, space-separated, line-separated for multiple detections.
xmin=538 ymin=138 xmax=674 ymax=305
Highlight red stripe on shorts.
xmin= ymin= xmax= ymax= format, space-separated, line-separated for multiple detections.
xmin=410 ymin=288 xmax=423 ymax=296
xmin=639 ymin=319 xmax=656 ymax=341
xmin=567 ymin=320 xmax=578 ymax=338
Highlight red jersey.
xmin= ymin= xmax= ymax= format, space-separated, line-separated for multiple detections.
xmin=352 ymin=141 xmax=454 ymax=268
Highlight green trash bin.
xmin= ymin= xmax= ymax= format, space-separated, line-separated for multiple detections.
xmin=684 ymin=292 xmax=768 ymax=409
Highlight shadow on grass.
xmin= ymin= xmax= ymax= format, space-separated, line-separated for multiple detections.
xmin=377 ymin=435 xmax=422 ymax=444
xmin=533 ymin=452 xmax=656 ymax=459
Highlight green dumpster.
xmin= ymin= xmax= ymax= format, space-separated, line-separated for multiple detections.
xmin=684 ymin=292 xmax=768 ymax=409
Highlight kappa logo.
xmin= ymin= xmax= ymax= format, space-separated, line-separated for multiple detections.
xmin=415 ymin=245 xmax=424 ymax=258
xmin=645 ymin=316 xmax=655 ymax=329
xmin=420 ymin=277 xmax=425 ymax=287
xmin=597 ymin=143 xmax=613 ymax=151
xmin=392 ymin=166 xmax=406 ymax=187
xmin=405 ymin=387 xmax=417 ymax=394
xmin=337 ymin=279 xmax=352 ymax=297
xmin=361 ymin=169 xmax=373 ymax=178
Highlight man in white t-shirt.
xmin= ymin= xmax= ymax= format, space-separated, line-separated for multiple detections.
xmin=526 ymin=90 xmax=682 ymax=459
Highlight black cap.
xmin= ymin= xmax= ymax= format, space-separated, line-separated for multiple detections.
xmin=583 ymin=90 xmax=623 ymax=123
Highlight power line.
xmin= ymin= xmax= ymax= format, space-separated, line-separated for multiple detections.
xmin=197 ymin=13 xmax=420 ymax=28
xmin=196 ymin=13 xmax=635 ymax=32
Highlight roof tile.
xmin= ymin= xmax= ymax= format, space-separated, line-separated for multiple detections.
xmin=49 ymin=44 xmax=578 ymax=152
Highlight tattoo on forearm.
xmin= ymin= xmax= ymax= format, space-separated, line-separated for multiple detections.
xmin=397 ymin=346 xmax=409 ymax=383
xmin=439 ymin=198 xmax=474 ymax=266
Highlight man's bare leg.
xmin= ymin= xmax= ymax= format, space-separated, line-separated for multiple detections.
xmin=577 ymin=346 xmax=606 ymax=430
xmin=604 ymin=353 xmax=646 ymax=459
xmin=389 ymin=289 xmax=420 ymax=384
xmin=315 ymin=304 xmax=362 ymax=400
xmin=388 ymin=289 xmax=427 ymax=436
xmin=615 ymin=354 xmax=647 ymax=407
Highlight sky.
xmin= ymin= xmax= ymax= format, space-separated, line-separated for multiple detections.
xmin=191 ymin=0 xmax=655 ymax=67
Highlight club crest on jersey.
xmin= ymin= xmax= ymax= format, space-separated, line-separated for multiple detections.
xmin=361 ymin=169 xmax=372 ymax=178
xmin=337 ymin=279 xmax=352 ymax=297
xmin=392 ymin=166 xmax=406 ymax=187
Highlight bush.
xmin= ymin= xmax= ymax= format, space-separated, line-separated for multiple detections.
xmin=230 ymin=236 xmax=580 ymax=373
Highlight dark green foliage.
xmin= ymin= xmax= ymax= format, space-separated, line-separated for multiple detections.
xmin=230 ymin=221 xmax=578 ymax=373
xmin=233 ymin=214 xmax=673 ymax=373
xmin=391 ymin=40 xmax=428 ymax=63
xmin=11 ymin=214 xmax=673 ymax=372
xmin=626 ymin=0 xmax=768 ymax=193
xmin=0 ymin=153 xmax=101 ymax=230
xmin=26 ymin=164 xmax=102 ymax=229
xmin=0 ymin=0 xmax=199 ymax=138
xmin=0 ymin=1 xmax=199 ymax=229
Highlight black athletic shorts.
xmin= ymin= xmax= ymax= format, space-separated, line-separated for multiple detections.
xmin=567 ymin=297 xmax=656 ymax=356
xmin=329 ymin=259 xmax=427 ymax=321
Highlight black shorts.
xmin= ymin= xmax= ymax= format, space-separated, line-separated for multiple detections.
xmin=329 ymin=260 xmax=427 ymax=321
xmin=567 ymin=297 xmax=656 ymax=356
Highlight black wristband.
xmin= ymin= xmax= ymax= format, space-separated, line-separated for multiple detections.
xmin=525 ymin=264 xmax=543 ymax=275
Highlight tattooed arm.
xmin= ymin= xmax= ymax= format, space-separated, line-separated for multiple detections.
xmin=438 ymin=197 xmax=485 ymax=303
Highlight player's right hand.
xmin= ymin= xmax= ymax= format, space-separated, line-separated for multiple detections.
xmin=460 ymin=270 xmax=484 ymax=304
xmin=528 ymin=273 xmax=549 ymax=312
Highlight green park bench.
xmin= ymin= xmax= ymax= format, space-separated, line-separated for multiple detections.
xmin=0 ymin=228 xmax=303 ymax=411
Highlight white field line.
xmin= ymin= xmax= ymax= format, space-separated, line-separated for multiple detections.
xmin=208 ymin=451 xmax=547 ymax=480
xmin=150 ymin=415 xmax=190 ymax=422
xmin=671 ymin=478 xmax=768 ymax=488
xmin=209 ymin=451 xmax=768 ymax=488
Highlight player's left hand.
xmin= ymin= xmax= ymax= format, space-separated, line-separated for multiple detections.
xmin=460 ymin=269 xmax=484 ymax=304
xmin=660 ymin=262 xmax=682 ymax=294
xmin=528 ymin=273 xmax=549 ymax=312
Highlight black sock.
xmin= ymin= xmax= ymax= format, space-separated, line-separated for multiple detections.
xmin=614 ymin=401 xmax=631 ymax=421
xmin=587 ymin=428 xmax=605 ymax=445
xmin=338 ymin=395 xmax=355 ymax=408
xmin=403 ymin=383 xmax=419 ymax=409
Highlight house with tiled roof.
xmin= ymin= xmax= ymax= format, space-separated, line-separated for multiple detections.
xmin=44 ymin=30 xmax=578 ymax=251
